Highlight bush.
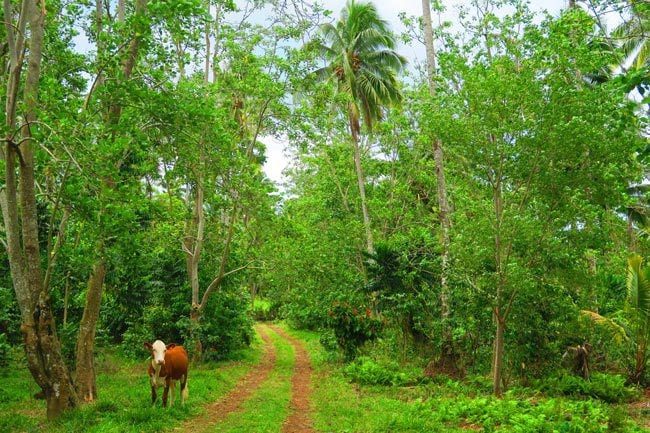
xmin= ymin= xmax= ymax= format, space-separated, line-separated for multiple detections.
xmin=122 ymin=289 xmax=253 ymax=361
xmin=0 ymin=334 xmax=9 ymax=368
xmin=327 ymin=302 xmax=383 ymax=360
xmin=0 ymin=287 xmax=21 ymax=345
xmin=343 ymin=356 xmax=424 ymax=386
xmin=279 ymin=299 xmax=325 ymax=331
xmin=194 ymin=290 xmax=254 ymax=361
xmin=319 ymin=329 xmax=339 ymax=353
xmin=540 ymin=372 xmax=641 ymax=403
xmin=252 ymin=298 xmax=275 ymax=321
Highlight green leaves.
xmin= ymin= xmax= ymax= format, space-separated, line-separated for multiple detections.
xmin=627 ymin=254 xmax=650 ymax=318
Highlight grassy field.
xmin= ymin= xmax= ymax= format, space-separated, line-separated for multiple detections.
xmin=1 ymin=325 xmax=649 ymax=432
xmin=0 ymin=335 xmax=263 ymax=433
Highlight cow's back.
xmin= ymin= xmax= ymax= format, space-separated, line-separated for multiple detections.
xmin=165 ymin=346 xmax=188 ymax=380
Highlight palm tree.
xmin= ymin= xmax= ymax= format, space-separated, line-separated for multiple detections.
xmin=626 ymin=254 xmax=650 ymax=384
xmin=613 ymin=0 xmax=650 ymax=73
xmin=581 ymin=254 xmax=650 ymax=384
xmin=310 ymin=0 xmax=407 ymax=255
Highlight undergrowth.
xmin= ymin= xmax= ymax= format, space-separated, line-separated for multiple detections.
xmin=286 ymin=326 xmax=650 ymax=433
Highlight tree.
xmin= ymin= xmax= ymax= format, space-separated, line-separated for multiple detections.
xmin=74 ymin=0 xmax=150 ymax=402
xmin=433 ymin=6 xmax=644 ymax=395
xmin=421 ymin=0 xmax=455 ymax=367
xmin=309 ymin=0 xmax=407 ymax=255
xmin=625 ymin=254 xmax=650 ymax=383
xmin=612 ymin=0 xmax=650 ymax=75
xmin=1 ymin=0 xmax=78 ymax=418
xmin=581 ymin=254 xmax=650 ymax=384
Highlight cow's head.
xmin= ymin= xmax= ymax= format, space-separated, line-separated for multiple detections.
xmin=144 ymin=340 xmax=174 ymax=365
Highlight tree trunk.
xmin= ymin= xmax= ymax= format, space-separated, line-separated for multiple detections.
xmin=492 ymin=313 xmax=505 ymax=396
xmin=422 ymin=0 xmax=454 ymax=362
xmin=349 ymin=107 xmax=374 ymax=255
xmin=73 ymin=0 xmax=148 ymax=403
xmin=422 ymin=0 xmax=451 ymax=321
xmin=186 ymin=179 xmax=205 ymax=361
xmin=1 ymin=0 xmax=79 ymax=418
xmin=75 ymin=253 xmax=107 ymax=402
xmin=492 ymin=176 xmax=507 ymax=397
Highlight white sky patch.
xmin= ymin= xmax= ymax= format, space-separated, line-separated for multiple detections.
xmin=261 ymin=135 xmax=291 ymax=184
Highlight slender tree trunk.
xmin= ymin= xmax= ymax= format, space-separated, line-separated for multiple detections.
xmin=422 ymin=0 xmax=451 ymax=319
xmin=186 ymin=174 xmax=205 ymax=360
xmin=74 ymin=0 xmax=148 ymax=402
xmin=349 ymin=107 xmax=374 ymax=255
xmin=422 ymin=0 xmax=454 ymax=362
xmin=492 ymin=176 xmax=506 ymax=396
xmin=75 ymin=253 xmax=107 ymax=401
xmin=493 ymin=313 xmax=505 ymax=396
xmin=1 ymin=0 xmax=78 ymax=418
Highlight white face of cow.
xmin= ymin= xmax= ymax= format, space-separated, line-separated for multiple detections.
xmin=151 ymin=340 xmax=167 ymax=365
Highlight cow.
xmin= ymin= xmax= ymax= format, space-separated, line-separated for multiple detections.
xmin=144 ymin=340 xmax=189 ymax=407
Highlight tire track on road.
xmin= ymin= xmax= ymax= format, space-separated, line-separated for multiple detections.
xmin=179 ymin=324 xmax=277 ymax=432
xmin=269 ymin=325 xmax=316 ymax=433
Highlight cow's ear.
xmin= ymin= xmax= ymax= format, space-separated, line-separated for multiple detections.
xmin=144 ymin=342 xmax=153 ymax=350
xmin=166 ymin=343 xmax=176 ymax=349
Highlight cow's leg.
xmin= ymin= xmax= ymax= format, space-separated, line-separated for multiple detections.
xmin=169 ymin=380 xmax=176 ymax=407
xmin=162 ymin=382 xmax=170 ymax=408
xmin=151 ymin=386 xmax=157 ymax=405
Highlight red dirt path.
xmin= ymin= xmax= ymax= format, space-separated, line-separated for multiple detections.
xmin=178 ymin=324 xmax=277 ymax=432
xmin=269 ymin=324 xmax=316 ymax=433
xmin=177 ymin=323 xmax=317 ymax=433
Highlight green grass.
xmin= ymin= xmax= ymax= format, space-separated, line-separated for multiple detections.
xmin=284 ymin=327 xmax=650 ymax=433
xmin=0 ymin=336 xmax=262 ymax=433
xmin=3 ymin=327 xmax=649 ymax=433
xmin=210 ymin=326 xmax=295 ymax=433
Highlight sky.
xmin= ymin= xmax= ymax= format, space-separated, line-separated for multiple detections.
xmin=260 ymin=0 xmax=569 ymax=185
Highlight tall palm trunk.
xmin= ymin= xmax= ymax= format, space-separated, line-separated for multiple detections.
xmin=349 ymin=106 xmax=374 ymax=255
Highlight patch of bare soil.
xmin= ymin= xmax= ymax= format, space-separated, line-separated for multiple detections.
xmin=177 ymin=324 xmax=277 ymax=432
xmin=269 ymin=324 xmax=316 ymax=433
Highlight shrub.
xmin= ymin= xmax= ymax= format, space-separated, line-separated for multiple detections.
xmin=319 ymin=329 xmax=339 ymax=353
xmin=326 ymin=302 xmax=383 ymax=360
xmin=540 ymin=372 xmax=640 ymax=403
xmin=0 ymin=334 xmax=9 ymax=368
xmin=343 ymin=356 xmax=424 ymax=386
xmin=0 ymin=287 xmax=21 ymax=345
xmin=252 ymin=298 xmax=275 ymax=321
xmin=194 ymin=290 xmax=254 ymax=361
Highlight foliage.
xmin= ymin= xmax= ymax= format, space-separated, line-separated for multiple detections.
xmin=625 ymin=254 xmax=650 ymax=383
xmin=0 ymin=334 xmax=9 ymax=369
xmin=581 ymin=254 xmax=650 ymax=384
xmin=252 ymin=298 xmax=276 ymax=321
xmin=289 ymin=326 xmax=649 ymax=433
xmin=539 ymin=373 xmax=641 ymax=403
xmin=343 ymin=356 xmax=425 ymax=386
xmin=364 ymin=241 xmax=437 ymax=346
xmin=0 ymin=287 xmax=20 ymax=345
xmin=192 ymin=290 xmax=254 ymax=361
xmin=326 ymin=302 xmax=383 ymax=360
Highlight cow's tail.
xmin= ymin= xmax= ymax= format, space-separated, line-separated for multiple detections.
xmin=182 ymin=379 xmax=189 ymax=400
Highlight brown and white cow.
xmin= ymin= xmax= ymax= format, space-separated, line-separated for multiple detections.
xmin=144 ymin=340 xmax=189 ymax=407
